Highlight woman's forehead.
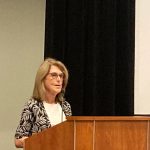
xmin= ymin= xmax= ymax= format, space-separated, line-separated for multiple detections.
xmin=49 ymin=65 xmax=62 ymax=73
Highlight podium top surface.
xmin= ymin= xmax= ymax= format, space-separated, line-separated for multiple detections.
xmin=67 ymin=116 xmax=150 ymax=121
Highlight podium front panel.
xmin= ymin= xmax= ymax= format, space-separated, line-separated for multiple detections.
xmin=25 ymin=121 xmax=74 ymax=150
xmin=95 ymin=120 xmax=148 ymax=150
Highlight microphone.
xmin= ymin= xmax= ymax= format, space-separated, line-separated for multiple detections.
xmin=60 ymin=90 xmax=65 ymax=123
xmin=60 ymin=90 xmax=65 ymax=102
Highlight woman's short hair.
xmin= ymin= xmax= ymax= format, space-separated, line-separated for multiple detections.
xmin=32 ymin=57 xmax=69 ymax=102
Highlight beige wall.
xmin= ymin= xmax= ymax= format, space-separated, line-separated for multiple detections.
xmin=0 ymin=0 xmax=45 ymax=149
xmin=135 ymin=1 xmax=150 ymax=114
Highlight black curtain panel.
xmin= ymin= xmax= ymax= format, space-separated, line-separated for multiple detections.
xmin=44 ymin=0 xmax=135 ymax=116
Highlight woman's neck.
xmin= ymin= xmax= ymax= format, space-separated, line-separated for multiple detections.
xmin=44 ymin=92 xmax=56 ymax=104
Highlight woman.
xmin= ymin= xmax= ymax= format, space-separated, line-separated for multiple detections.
xmin=14 ymin=58 xmax=72 ymax=148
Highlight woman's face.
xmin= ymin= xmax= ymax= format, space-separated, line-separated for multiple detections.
xmin=44 ymin=65 xmax=64 ymax=96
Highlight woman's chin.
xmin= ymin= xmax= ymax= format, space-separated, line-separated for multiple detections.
xmin=54 ymin=89 xmax=61 ymax=95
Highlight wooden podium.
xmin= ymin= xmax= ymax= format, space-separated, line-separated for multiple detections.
xmin=25 ymin=116 xmax=150 ymax=150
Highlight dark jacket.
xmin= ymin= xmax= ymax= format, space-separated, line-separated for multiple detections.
xmin=15 ymin=98 xmax=72 ymax=139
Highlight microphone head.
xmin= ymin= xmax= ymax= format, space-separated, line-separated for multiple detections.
xmin=59 ymin=90 xmax=65 ymax=102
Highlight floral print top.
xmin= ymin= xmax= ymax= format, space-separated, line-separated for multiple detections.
xmin=15 ymin=98 xmax=72 ymax=139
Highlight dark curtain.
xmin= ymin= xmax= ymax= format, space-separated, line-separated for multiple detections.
xmin=44 ymin=0 xmax=135 ymax=116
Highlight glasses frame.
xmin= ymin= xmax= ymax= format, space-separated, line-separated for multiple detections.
xmin=48 ymin=72 xmax=64 ymax=80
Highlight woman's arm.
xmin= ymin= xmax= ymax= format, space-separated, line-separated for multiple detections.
xmin=15 ymin=99 xmax=34 ymax=148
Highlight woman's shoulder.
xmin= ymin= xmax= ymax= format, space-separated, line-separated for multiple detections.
xmin=62 ymin=100 xmax=71 ymax=107
xmin=62 ymin=100 xmax=72 ymax=116
xmin=24 ymin=98 xmax=42 ymax=107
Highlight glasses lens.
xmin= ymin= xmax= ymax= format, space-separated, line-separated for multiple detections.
xmin=49 ymin=72 xmax=64 ymax=79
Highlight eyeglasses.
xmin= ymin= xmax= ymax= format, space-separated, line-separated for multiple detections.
xmin=48 ymin=72 xmax=64 ymax=80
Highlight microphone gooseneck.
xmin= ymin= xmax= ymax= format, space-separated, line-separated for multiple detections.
xmin=60 ymin=90 xmax=65 ymax=123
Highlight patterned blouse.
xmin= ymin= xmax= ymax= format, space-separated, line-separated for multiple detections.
xmin=15 ymin=98 xmax=72 ymax=139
